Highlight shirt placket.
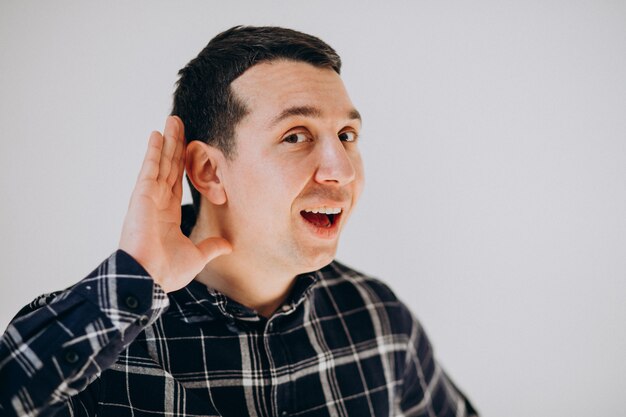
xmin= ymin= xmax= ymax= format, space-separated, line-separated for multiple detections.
xmin=263 ymin=308 xmax=296 ymax=417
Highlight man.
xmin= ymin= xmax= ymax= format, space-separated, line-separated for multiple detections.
xmin=0 ymin=26 xmax=477 ymax=416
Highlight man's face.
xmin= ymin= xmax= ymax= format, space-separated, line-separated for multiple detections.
xmin=218 ymin=60 xmax=364 ymax=274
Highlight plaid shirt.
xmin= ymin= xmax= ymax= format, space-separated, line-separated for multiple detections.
xmin=0 ymin=250 xmax=477 ymax=417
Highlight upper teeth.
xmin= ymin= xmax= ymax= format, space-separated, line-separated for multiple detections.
xmin=304 ymin=207 xmax=342 ymax=214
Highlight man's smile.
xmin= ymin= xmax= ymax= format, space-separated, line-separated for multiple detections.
xmin=298 ymin=204 xmax=346 ymax=240
xmin=300 ymin=207 xmax=343 ymax=228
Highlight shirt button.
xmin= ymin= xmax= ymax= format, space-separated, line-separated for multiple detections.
xmin=124 ymin=295 xmax=139 ymax=310
xmin=281 ymin=304 xmax=291 ymax=313
xmin=281 ymin=411 xmax=289 ymax=416
xmin=139 ymin=316 xmax=149 ymax=326
xmin=63 ymin=349 xmax=80 ymax=364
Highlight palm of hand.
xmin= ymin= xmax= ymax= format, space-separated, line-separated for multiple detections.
xmin=119 ymin=116 xmax=231 ymax=293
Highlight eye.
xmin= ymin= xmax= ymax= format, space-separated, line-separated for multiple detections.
xmin=282 ymin=131 xmax=310 ymax=144
xmin=338 ymin=131 xmax=358 ymax=142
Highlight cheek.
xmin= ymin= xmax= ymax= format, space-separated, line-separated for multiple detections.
xmin=227 ymin=161 xmax=300 ymax=216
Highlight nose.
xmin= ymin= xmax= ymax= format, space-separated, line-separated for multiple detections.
xmin=314 ymin=135 xmax=357 ymax=186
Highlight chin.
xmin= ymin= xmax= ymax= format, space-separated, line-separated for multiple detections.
xmin=297 ymin=245 xmax=337 ymax=273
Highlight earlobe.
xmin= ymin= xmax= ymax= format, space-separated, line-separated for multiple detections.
xmin=186 ymin=141 xmax=227 ymax=205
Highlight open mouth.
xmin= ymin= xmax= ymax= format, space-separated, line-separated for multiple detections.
xmin=300 ymin=207 xmax=342 ymax=228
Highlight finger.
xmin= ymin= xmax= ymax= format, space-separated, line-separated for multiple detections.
xmin=171 ymin=115 xmax=185 ymax=141
xmin=158 ymin=116 xmax=180 ymax=182
xmin=165 ymin=134 xmax=181 ymax=186
xmin=172 ymin=155 xmax=185 ymax=200
xmin=167 ymin=117 xmax=185 ymax=186
xmin=196 ymin=237 xmax=233 ymax=263
xmin=137 ymin=131 xmax=164 ymax=181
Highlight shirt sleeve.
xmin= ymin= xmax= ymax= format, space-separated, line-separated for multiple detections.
xmin=400 ymin=314 xmax=479 ymax=417
xmin=0 ymin=250 xmax=170 ymax=417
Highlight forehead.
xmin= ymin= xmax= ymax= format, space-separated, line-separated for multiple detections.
xmin=230 ymin=60 xmax=356 ymax=124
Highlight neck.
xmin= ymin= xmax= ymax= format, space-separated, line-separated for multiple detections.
xmin=189 ymin=204 xmax=296 ymax=318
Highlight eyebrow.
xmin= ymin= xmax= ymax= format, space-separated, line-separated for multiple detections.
xmin=270 ymin=105 xmax=362 ymax=128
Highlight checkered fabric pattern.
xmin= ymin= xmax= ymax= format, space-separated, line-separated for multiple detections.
xmin=0 ymin=251 xmax=477 ymax=416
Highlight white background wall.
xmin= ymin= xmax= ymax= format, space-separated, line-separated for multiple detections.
xmin=1 ymin=1 xmax=624 ymax=415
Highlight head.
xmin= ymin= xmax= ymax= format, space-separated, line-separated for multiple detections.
xmin=173 ymin=26 xmax=364 ymax=275
xmin=172 ymin=26 xmax=342 ymax=211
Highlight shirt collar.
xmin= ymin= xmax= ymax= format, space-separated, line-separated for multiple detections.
xmin=166 ymin=272 xmax=319 ymax=326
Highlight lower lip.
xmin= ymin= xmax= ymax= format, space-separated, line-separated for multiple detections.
xmin=299 ymin=212 xmax=342 ymax=240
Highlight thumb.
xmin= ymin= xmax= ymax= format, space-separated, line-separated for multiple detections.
xmin=196 ymin=237 xmax=232 ymax=263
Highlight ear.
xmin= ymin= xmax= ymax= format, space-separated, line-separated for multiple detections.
xmin=185 ymin=141 xmax=227 ymax=205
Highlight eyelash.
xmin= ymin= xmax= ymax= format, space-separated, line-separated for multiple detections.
xmin=281 ymin=130 xmax=358 ymax=144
